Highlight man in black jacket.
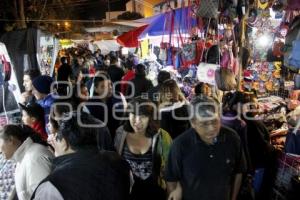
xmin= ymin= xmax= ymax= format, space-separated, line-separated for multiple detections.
xmin=107 ymin=55 xmax=124 ymax=93
xmin=32 ymin=112 xmax=130 ymax=200
xmin=86 ymin=73 xmax=124 ymax=139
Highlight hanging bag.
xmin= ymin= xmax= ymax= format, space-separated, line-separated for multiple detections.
xmin=215 ymin=26 xmax=237 ymax=91
xmin=215 ymin=67 xmax=237 ymax=91
xmin=181 ymin=43 xmax=197 ymax=65
xmin=197 ymin=18 xmax=220 ymax=85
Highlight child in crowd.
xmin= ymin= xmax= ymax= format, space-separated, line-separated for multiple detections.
xmin=19 ymin=102 xmax=48 ymax=142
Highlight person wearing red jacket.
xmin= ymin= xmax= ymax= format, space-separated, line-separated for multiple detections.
xmin=121 ymin=63 xmax=135 ymax=95
xmin=19 ymin=102 xmax=48 ymax=142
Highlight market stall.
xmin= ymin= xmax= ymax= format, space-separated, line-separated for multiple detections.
xmin=117 ymin=2 xmax=300 ymax=198
xmin=37 ymin=30 xmax=59 ymax=77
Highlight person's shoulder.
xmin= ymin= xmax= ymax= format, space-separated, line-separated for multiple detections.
xmin=25 ymin=144 xmax=53 ymax=164
xmin=29 ymin=143 xmax=53 ymax=156
xmin=33 ymin=181 xmax=64 ymax=200
xmin=172 ymin=128 xmax=195 ymax=146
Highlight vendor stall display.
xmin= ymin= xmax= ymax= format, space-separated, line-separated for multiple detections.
xmin=37 ymin=32 xmax=59 ymax=76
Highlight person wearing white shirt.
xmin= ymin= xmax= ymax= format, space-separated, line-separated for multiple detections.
xmin=0 ymin=124 xmax=53 ymax=200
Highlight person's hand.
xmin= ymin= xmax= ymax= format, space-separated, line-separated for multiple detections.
xmin=20 ymin=92 xmax=31 ymax=104
xmin=168 ymin=186 xmax=182 ymax=200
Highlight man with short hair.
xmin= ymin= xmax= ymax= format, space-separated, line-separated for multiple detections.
xmin=57 ymin=57 xmax=72 ymax=95
xmin=165 ymin=96 xmax=246 ymax=200
xmin=31 ymin=75 xmax=55 ymax=124
xmin=32 ymin=112 xmax=130 ymax=200
xmin=86 ymin=73 xmax=124 ymax=139
xmin=21 ymin=69 xmax=40 ymax=104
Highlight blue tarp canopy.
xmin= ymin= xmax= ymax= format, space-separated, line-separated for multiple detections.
xmin=138 ymin=7 xmax=197 ymax=39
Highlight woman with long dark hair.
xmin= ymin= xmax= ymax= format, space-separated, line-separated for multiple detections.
xmin=0 ymin=124 xmax=53 ymax=200
xmin=114 ymin=97 xmax=172 ymax=200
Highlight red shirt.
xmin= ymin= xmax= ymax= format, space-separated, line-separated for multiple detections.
xmin=121 ymin=70 xmax=135 ymax=95
xmin=31 ymin=121 xmax=48 ymax=142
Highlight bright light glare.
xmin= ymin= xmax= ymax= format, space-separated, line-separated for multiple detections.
xmin=121 ymin=47 xmax=129 ymax=55
xmin=257 ymin=34 xmax=271 ymax=48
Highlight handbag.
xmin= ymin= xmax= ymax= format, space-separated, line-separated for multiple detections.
xmin=181 ymin=43 xmax=197 ymax=66
xmin=215 ymin=67 xmax=237 ymax=91
xmin=197 ymin=0 xmax=220 ymax=18
xmin=197 ymin=62 xmax=219 ymax=85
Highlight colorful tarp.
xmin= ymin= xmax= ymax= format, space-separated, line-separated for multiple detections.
xmin=116 ymin=25 xmax=148 ymax=47
xmin=139 ymin=7 xmax=197 ymax=39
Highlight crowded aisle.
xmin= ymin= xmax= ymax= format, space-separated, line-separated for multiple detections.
xmin=0 ymin=0 xmax=300 ymax=200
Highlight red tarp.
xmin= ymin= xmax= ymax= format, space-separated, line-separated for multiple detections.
xmin=116 ymin=25 xmax=148 ymax=47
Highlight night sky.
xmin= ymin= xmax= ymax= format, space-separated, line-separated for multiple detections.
xmin=76 ymin=0 xmax=130 ymax=20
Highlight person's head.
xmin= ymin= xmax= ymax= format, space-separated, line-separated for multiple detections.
xmin=78 ymin=83 xmax=89 ymax=102
xmin=124 ymin=63 xmax=133 ymax=73
xmin=110 ymin=55 xmax=118 ymax=65
xmin=54 ymin=112 xmax=102 ymax=157
xmin=157 ymin=71 xmax=171 ymax=85
xmin=19 ymin=103 xmax=45 ymax=126
xmin=222 ymin=91 xmax=245 ymax=113
xmin=32 ymin=75 xmax=53 ymax=100
xmin=23 ymin=69 xmax=41 ymax=92
xmin=135 ymin=64 xmax=146 ymax=77
xmin=242 ymin=92 xmax=259 ymax=117
xmin=93 ymin=73 xmax=113 ymax=99
xmin=48 ymin=113 xmax=59 ymax=136
xmin=0 ymin=124 xmax=46 ymax=159
xmin=123 ymin=97 xmax=158 ymax=137
xmin=60 ymin=57 xmax=68 ymax=64
xmin=188 ymin=96 xmax=221 ymax=144
xmin=194 ymin=82 xmax=212 ymax=97
xmin=77 ymin=56 xmax=84 ymax=65
xmin=159 ymin=79 xmax=185 ymax=104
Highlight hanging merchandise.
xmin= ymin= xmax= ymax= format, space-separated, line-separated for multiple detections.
xmin=272 ymin=0 xmax=284 ymax=12
xmin=284 ymin=15 xmax=300 ymax=68
xmin=272 ymin=41 xmax=285 ymax=58
xmin=0 ymin=55 xmax=11 ymax=84
xmin=285 ymin=0 xmax=300 ymax=10
xmin=294 ymin=74 xmax=300 ymax=90
xmin=257 ymin=0 xmax=270 ymax=10
xmin=140 ymin=39 xmax=149 ymax=59
xmin=197 ymin=0 xmax=220 ymax=18
xmin=197 ymin=63 xmax=219 ymax=85
xmin=288 ymin=40 xmax=300 ymax=69
xmin=215 ymin=67 xmax=237 ymax=91
xmin=181 ymin=43 xmax=197 ymax=66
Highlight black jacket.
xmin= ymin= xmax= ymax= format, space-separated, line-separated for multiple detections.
xmin=126 ymin=75 xmax=153 ymax=98
xmin=32 ymin=149 xmax=130 ymax=200
xmin=107 ymin=65 xmax=124 ymax=93
xmin=86 ymin=94 xmax=123 ymax=140
xmin=159 ymin=102 xmax=190 ymax=139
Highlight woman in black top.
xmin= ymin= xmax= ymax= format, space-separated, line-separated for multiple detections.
xmin=158 ymin=79 xmax=190 ymax=139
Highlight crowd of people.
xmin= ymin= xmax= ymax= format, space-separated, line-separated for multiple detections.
xmin=0 ymin=47 xmax=287 ymax=200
